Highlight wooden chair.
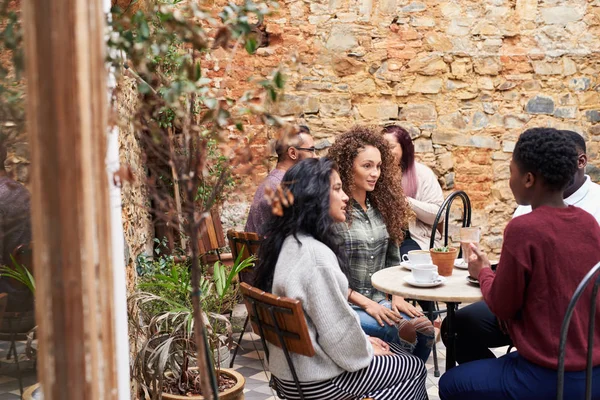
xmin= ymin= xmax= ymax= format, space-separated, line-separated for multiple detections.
xmin=226 ymin=230 xmax=261 ymax=284
xmin=240 ymin=282 xmax=315 ymax=399
xmin=198 ymin=208 xmax=228 ymax=264
xmin=557 ymin=261 xmax=600 ymax=400
xmin=226 ymin=230 xmax=261 ymax=367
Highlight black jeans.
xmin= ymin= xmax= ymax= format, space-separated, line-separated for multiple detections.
xmin=441 ymin=301 xmax=513 ymax=364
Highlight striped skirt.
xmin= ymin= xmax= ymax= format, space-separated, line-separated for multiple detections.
xmin=271 ymin=343 xmax=428 ymax=400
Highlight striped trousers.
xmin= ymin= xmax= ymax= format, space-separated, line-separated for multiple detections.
xmin=272 ymin=343 xmax=428 ymax=400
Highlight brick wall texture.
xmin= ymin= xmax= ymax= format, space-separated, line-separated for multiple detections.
xmin=213 ymin=0 xmax=600 ymax=255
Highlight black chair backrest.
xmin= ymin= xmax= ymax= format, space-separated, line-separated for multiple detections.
xmin=429 ymin=190 xmax=472 ymax=255
xmin=557 ymin=261 xmax=600 ymax=400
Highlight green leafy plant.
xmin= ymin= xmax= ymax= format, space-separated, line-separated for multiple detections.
xmin=0 ymin=255 xmax=35 ymax=294
xmin=130 ymin=251 xmax=256 ymax=399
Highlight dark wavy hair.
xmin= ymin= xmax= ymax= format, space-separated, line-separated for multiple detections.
xmin=253 ymin=157 xmax=347 ymax=292
xmin=513 ymin=128 xmax=578 ymax=191
xmin=328 ymin=126 xmax=410 ymax=244
xmin=382 ymin=125 xmax=418 ymax=198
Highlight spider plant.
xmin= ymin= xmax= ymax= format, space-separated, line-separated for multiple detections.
xmin=0 ymin=255 xmax=35 ymax=294
xmin=130 ymin=251 xmax=255 ymax=399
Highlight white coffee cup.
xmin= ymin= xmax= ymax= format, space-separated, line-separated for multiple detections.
xmin=412 ymin=264 xmax=439 ymax=283
xmin=402 ymin=250 xmax=432 ymax=265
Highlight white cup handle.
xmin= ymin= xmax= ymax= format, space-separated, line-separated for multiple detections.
xmin=402 ymin=254 xmax=410 ymax=262
xmin=432 ymin=272 xmax=439 ymax=281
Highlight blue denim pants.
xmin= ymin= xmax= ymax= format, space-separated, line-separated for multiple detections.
xmin=439 ymin=351 xmax=600 ymax=400
xmin=352 ymin=300 xmax=434 ymax=363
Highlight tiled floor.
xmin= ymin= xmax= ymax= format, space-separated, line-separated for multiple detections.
xmin=232 ymin=328 xmax=509 ymax=400
xmin=0 ymin=339 xmax=38 ymax=399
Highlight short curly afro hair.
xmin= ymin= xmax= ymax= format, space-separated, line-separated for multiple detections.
xmin=328 ymin=125 xmax=410 ymax=244
xmin=513 ymin=127 xmax=578 ymax=191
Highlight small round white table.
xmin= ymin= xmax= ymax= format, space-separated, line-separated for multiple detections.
xmin=371 ymin=266 xmax=483 ymax=373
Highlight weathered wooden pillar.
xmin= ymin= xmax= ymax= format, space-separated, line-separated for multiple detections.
xmin=23 ymin=0 xmax=119 ymax=399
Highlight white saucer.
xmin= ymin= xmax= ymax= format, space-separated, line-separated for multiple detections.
xmin=454 ymin=258 xmax=468 ymax=269
xmin=403 ymin=275 xmax=446 ymax=288
xmin=466 ymin=276 xmax=480 ymax=286
xmin=401 ymin=261 xmax=413 ymax=270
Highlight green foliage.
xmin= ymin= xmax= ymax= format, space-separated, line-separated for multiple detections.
xmin=0 ymin=255 xmax=35 ymax=294
xmin=432 ymin=246 xmax=452 ymax=252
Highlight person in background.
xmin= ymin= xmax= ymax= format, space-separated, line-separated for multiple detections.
xmin=253 ymin=158 xmax=428 ymax=400
xmin=441 ymin=129 xmax=600 ymax=366
xmin=0 ymin=143 xmax=33 ymax=312
xmin=383 ymin=125 xmax=444 ymax=254
xmin=514 ymin=129 xmax=600 ymax=224
xmin=329 ymin=126 xmax=435 ymax=363
xmin=245 ymin=125 xmax=315 ymax=236
xmin=439 ymin=127 xmax=600 ymax=399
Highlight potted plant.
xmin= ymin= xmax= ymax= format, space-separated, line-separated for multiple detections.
xmin=131 ymin=251 xmax=255 ymax=400
xmin=429 ymin=246 xmax=458 ymax=277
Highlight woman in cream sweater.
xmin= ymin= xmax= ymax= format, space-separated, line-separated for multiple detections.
xmin=253 ymin=157 xmax=428 ymax=400
xmin=383 ymin=125 xmax=444 ymax=253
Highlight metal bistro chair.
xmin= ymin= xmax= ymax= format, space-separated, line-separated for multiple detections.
xmin=428 ymin=190 xmax=472 ymax=377
xmin=240 ymin=282 xmax=315 ymax=400
xmin=227 ymin=230 xmax=262 ymax=367
xmin=557 ymin=261 xmax=600 ymax=400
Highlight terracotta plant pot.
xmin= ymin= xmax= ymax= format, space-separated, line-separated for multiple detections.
xmin=162 ymin=368 xmax=245 ymax=400
xmin=430 ymin=247 xmax=458 ymax=277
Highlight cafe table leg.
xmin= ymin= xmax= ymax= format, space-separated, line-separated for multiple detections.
xmin=444 ymin=302 xmax=459 ymax=372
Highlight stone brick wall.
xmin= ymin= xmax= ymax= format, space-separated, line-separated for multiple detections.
xmin=212 ymin=0 xmax=600 ymax=255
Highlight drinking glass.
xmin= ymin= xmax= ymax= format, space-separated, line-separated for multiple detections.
xmin=460 ymin=227 xmax=480 ymax=263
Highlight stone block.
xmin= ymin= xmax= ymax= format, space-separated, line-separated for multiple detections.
xmin=424 ymin=33 xmax=453 ymax=51
xmin=483 ymin=102 xmax=497 ymax=115
xmin=525 ymin=95 xmax=555 ymax=115
xmin=411 ymin=17 xmax=436 ymax=27
xmin=447 ymin=18 xmax=472 ymax=36
xmin=432 ymin=131 xmax=500 ymax=149
xmin=585 ymin=110 xmax=600 ymax=123
xmin=333 ymin=56 xmax=365 ymax=77
xmin=554 ymin=107 xmax=577 ymax=119
xmin=400 ymin=103 xmax=437 ymax=123
xmin=563 ymin=58 xmax=577 ymax=76
xmin=541 ymin=6 xmax=585 ymax=25
xmin=515 ymin=0 xmax=537 ymax=21
xmin=408 ymin=55 xmax=449 ymax=76
xmin=493 ymin=162 xmax=510 ymax=180
xmin=470 ymin=111 xmax=489 ymax=131
xmin=451 ymin=59 xmax=473 ymax=77
xmin=444 ymin=172 xmax=455 ymax=189
xmin=350 ymin=77 xmax=377 ymax=94
xmin=358 ymin=102 xmax=399 ymax=120
xmin=437 ymin=152 xmax=454 ymax=173
xmin=474 ymin=57 xmax=502 ymax=76
xmin=414 ymin=138 xmax=434 ymax=153
xmin=568 ymin=77 xmax=591 ymax=92
xmin=410 ymin=76 xmax=443 ymax=94
xmin=532 ymin=60 xmax=562 ymax=75
xmin=478 ymin=77 xmax=495 ymax=91
xmin=326 ymin=26 xmax=358 ymax=51
xmin=439 ymin=112 xmax=468 ymax=130
xmin=402 ymin=2 xmax=427 ymax=12
xmin=502 ymin=141 xmax=516 ymax=153
xmin=320 ymin=96 xmax=353 ymax=117
xmin=277 ymin=94 xmax=320 ymax=116
xmin=379 ymin=0 xmax=398 ymax=14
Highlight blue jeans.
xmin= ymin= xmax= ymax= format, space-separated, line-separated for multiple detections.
xmin=439 ymin=351 xmax=600 ymax=400
xmin=352 ymin=300 xmax=434 ymax=363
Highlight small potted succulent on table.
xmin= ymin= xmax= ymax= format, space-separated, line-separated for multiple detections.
xmin=429 ymin=246 xmax=458 ymax=277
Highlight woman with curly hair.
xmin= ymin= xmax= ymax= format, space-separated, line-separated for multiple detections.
xmin=328 ymin=126 xmax=435 ymax=363
xmin=253 ymin=158 xmax=428 ymax=400
xmin=383 ymin=125 xmax=444 ymax=253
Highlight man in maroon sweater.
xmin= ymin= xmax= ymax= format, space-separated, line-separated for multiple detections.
xmin=440 ymin=128 xmax=600 ymax=399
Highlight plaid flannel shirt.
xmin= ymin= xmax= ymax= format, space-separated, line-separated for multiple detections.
xmin=336 ymin=199 xmax=401 ymax=302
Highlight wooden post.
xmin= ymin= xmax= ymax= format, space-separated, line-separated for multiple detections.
xmin=23 ymin=0 xmax=119 ymax=399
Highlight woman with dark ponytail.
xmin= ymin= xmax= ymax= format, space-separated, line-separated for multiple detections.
xmin=253 ymin=158 xmax=428 ymax=400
